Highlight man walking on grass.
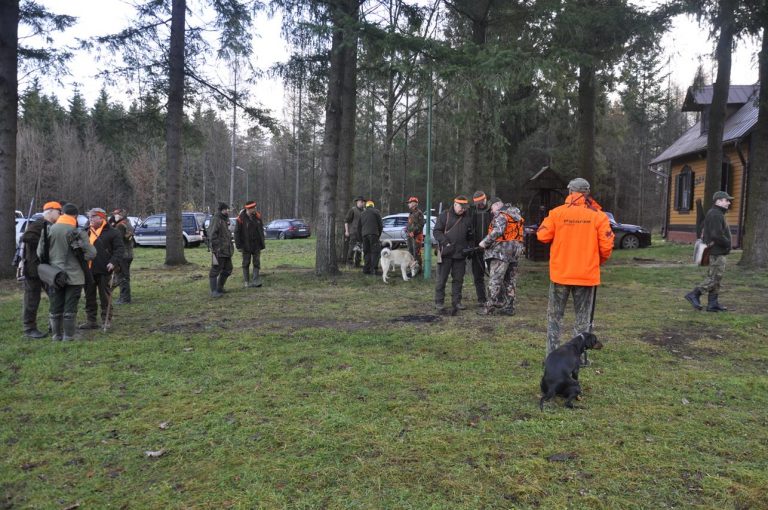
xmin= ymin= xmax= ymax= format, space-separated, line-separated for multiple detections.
xmin=685 ymin=191 xmax=734 ymax=312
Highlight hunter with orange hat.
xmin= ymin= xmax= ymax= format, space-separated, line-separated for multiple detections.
xmin=235 ymin=200 xmax=266 ymax=288
xmin=433 ymin=195 xmax=473 ymax=313
xmin=19 ymin=201 xmax=62 ymax=338
xmin=406 ymin=196 xmax=425 ymax=270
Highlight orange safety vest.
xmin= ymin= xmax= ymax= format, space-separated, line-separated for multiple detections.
xmin=488 ymin=211 xmax=524 ymax=242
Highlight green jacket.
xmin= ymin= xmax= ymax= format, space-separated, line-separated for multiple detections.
xmin=37 ymin=220 xmax=97 ymax=286
xmin=702 ymin=206 xmax=731 ymax=256
xmin=209 ymin=212 xmax=234 ymax=258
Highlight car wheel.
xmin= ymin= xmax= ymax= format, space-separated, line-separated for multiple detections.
xmin=183 ymin=236 xmax=189 ymax=248
xmin=279 ymin=232 xmax=286 ymax=240
xmin=621 ymin=234 xmax=640 ymax=249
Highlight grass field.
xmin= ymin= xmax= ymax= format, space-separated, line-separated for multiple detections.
xmin=1 ymin=238 xmax=767 ymax=509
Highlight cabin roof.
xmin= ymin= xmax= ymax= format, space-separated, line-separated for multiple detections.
xmin=650 ymin=85 xmax=759 ymax=166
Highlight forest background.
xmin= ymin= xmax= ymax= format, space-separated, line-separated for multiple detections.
xmin=4 ymin=0 xmax=768 ymax=275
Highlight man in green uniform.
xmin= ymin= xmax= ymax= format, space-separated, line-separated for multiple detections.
xmin=209 ymin=202 xmax=235 ymax=298
xmin=685 ymin=191 xmax=734 ymax=312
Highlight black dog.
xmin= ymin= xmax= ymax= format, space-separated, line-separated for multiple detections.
xmin=539 ymin=332 xmax=603 ymax=410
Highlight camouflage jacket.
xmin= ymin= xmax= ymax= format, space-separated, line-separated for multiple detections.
xmin=111 ymin=218 xmax=134 ymax=260
xmin=407 ymin=208 xmax=425 ymax=235
xmin=482 ymin=205 xmax=524 ymax=263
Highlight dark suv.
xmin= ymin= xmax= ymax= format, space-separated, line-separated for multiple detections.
xmin=134 ymin=212 xmax=204 ymax=247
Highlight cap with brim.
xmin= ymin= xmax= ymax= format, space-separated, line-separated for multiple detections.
xmin=490 ymin=196 xmax=503 ymax=206
xmin=62 ymin=203 xmax=78 ymax=216
xmin=111 ymin=208 xmax=126 ymax=216
xmin=244 ymin=201 xmax=257 ymax=209
xmin=472 ymin=191 xmax=487 ymax=202
xmin=43 ymin=201 xmax=62 ymax=211
xmin=354 ymin=196 xmax=365 ymax=202
xmin=713 ymin=191 xmax=734 ymax=201
xmin=454 ymin=196 xmax=470 ymax=209
xmin=88 ymin=208 xmax=107 ymax=219
xmin=407 ymin=196 xmax=419 ymax=203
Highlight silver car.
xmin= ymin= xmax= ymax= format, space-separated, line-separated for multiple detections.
xmin=380 ymin=213 xmax=437 ymax=249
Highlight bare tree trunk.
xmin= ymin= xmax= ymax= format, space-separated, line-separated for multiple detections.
xmin=165 ymin=0 xmax=187 ymax=265
xmin=704 ymin=0 xmax=736 ymax=213
xmin=0 ymin=0 xmax=18 ymax=279
xmin=382 ymin=70 xmax=395 ymax=215
xmin=739 ymin=26 xmax=768 ymax=268
xmin=315 ymin=1 xmax=347 ymax=276
xmin=336 ymin=7 xmax=358 ymax=259
xmin=577 ymin=62 xmax=596 ymax=186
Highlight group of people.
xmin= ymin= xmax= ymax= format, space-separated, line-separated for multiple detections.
xmin=342 ymin=178 xmax=616 ymax=358
xmin=206 ymin=201 xmax=266 ymax=297
xmin=18 ymin=180 xmax=735 ymax=357
xmin=18 ymin=202 xmax=134 ymax=340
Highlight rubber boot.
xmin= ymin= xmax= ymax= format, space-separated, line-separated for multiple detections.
xmin=49 ymin=313 xmax=64 ymax=341
xmin=217 ymin=273 xmax=230 ymax=295
xmin=210 ymin=276 xmax=223 ymax=298
xmin=706 ymin=293 xmax=728 ymax=312
xmin=250 ymin=268 xmax=263 ymax=288
xmin=684 ymin=289 xmax=703 ymax=310
xmin=115 ymin=278 xmax=131 ymax=304
xmin=243 ymin=267 xmax=250 ymax=288
xmin=63 ymin=313 xmax=78 ymax=341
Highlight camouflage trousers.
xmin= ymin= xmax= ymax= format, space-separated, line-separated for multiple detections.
xmin=696 ymin=254 xmax=726 ymax=294
xmin=486 ymin=258 xmax=518 ymax=312
xmin=546 ymin=282 xmax=595 ymax=356
xmin=406 ymin=235 xmax=424 ymax=268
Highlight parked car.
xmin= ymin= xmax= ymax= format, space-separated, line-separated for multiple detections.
xmin=134 ymin=212 xmax=204 ymax=247
xmin=523 ymin=212 xmax=651 ymax=251
xmin=605 ymin=212 xmax=652 ymax=249
xmin=379 ymin=213 xmax=438 ymax=248
xmin=15 ymin=213 xmax=88 ymax=245
xmin=264 ymin=219 xmax=311 ymax=240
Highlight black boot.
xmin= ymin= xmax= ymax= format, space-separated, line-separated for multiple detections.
xmin=217 ymin=273 xmax=230 ymax=295
xmin=707 ymin=293 xmax=728 ymax=312
xmin=63 ymin=313 xmax=78 ymax=341
xmin=49 ymin=313 xmax=63 ymax=341
xmin=685 ymin=289 xmax=703 ymax=310
xmin=250 ymin=269 xmax=263 ymax=288
xmin=210 ymin=276 xmax=222 ymax=298
xmin=243 ymin=267 xmax=250 ymax=288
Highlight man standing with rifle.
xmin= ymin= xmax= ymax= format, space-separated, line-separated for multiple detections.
xmin=79 ymin=208 xmax=124 ymax=331
xmin=536 ymin=178 xmax=614 ymax=359
xmin=18 ymin=201 xmax=61 ymax=338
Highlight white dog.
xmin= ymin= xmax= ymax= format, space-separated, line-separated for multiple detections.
xmin=380 ymin=243 xmax=420 ymax=283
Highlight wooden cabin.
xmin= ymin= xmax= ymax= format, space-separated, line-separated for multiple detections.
xmin=649 ymin=84 xmax=757 ymax=247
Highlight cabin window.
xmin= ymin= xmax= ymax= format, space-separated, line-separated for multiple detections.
xmin=675 ymin=165 xmax=694 ymax=212
xmin=721 ymin=157 xmax=733 ymax=195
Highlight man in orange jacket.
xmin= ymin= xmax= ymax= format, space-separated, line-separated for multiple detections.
xmin=536 ymin=178 xmax=614 ymax=357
